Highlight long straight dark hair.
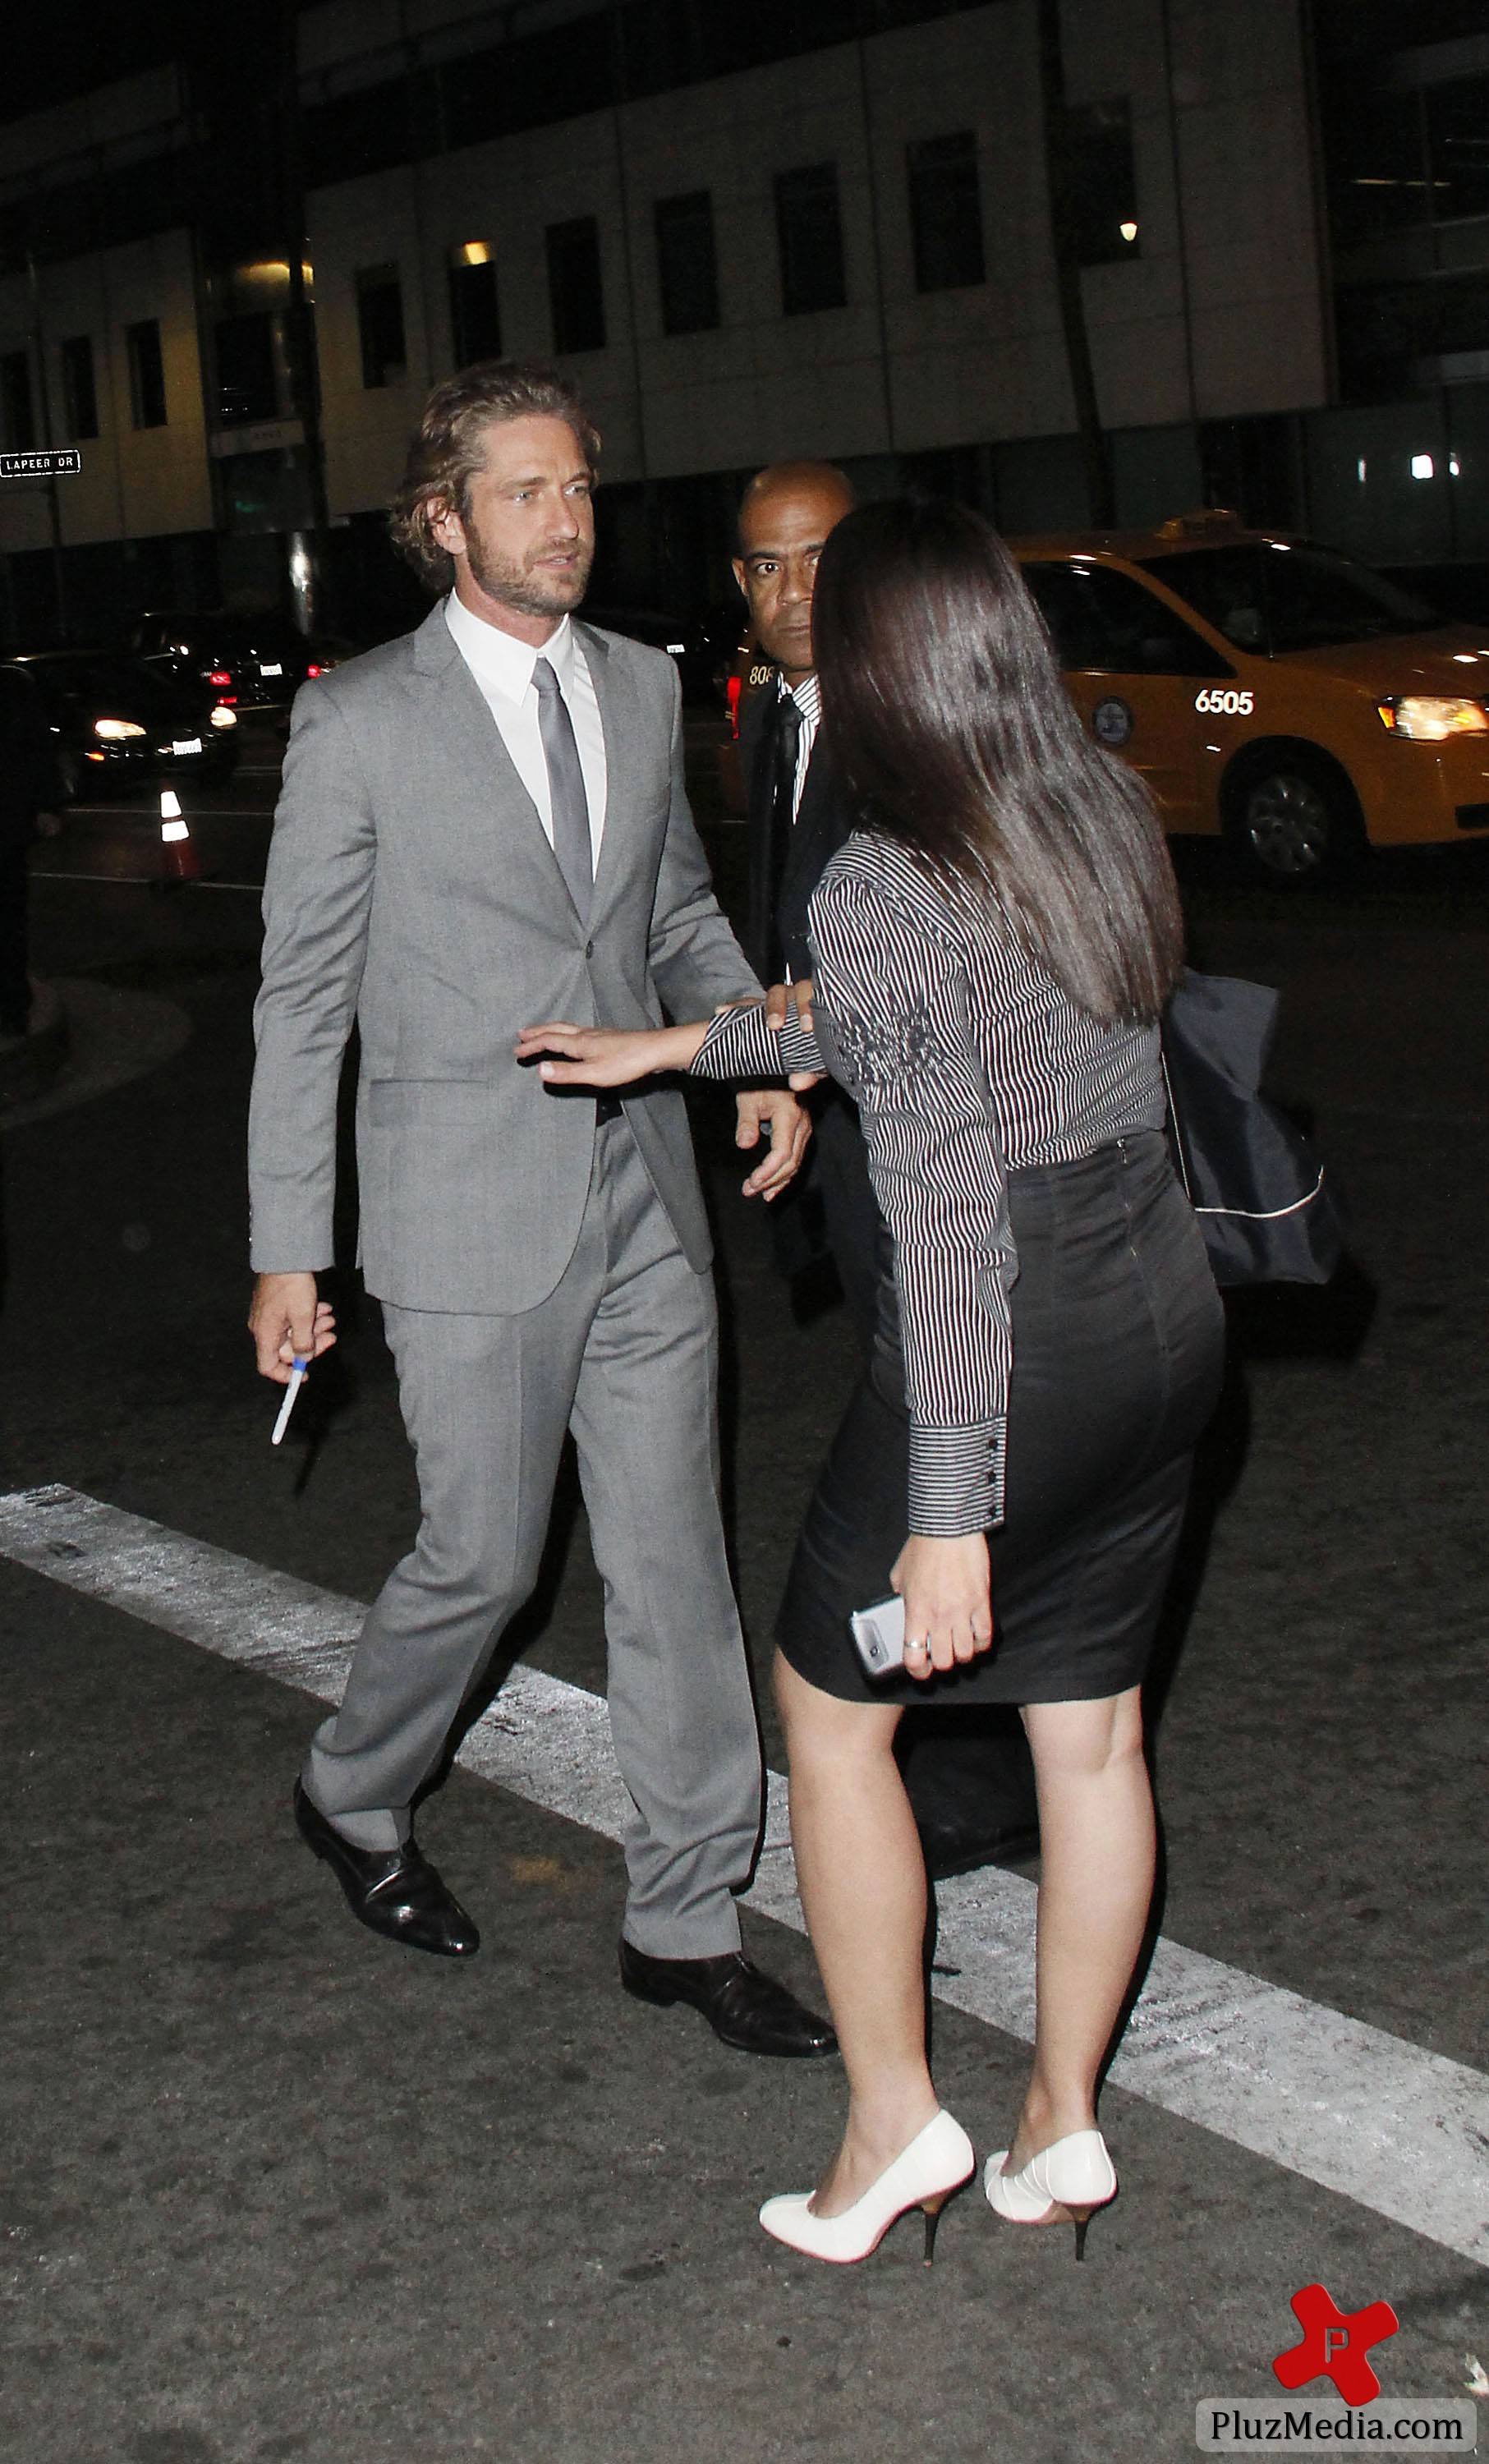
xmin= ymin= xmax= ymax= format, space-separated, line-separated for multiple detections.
xmin=811 ymin=498 xmax=1184 ymax=1026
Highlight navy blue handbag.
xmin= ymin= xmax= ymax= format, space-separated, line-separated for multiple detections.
xmin=1161 ymin=971 xmax=1344 ymax=1287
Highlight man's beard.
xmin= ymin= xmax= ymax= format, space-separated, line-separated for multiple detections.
xmin=465 ymin=528 xmax=593 ymax=621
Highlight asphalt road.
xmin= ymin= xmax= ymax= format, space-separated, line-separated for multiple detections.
xmin=2 ymin=712 xmax=1486 ymax=2463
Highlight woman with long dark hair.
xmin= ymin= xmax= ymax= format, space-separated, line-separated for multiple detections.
xmin=519 ymin=499 xmax=1224 ymax=2265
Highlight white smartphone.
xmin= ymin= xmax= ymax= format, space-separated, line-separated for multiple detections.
xmin=848 ymin=1593 xmax=907 ymax=1678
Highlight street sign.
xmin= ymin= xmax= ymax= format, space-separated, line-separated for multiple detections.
xmin=0 ymin=448 xmax=81 ymax=478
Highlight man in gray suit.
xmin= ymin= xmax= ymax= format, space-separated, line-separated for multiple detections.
xmin=248 ymin=362 xmax=833 ymax=2060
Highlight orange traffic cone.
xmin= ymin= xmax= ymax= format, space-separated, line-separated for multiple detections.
xmin=158 ymin=789 xmax=200 ymax=886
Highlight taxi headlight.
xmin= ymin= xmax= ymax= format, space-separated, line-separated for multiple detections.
xmin=209 ymin=704 xmax=237 ymax=729
xmin=94 ymin=716 xmax=147 ymax=740
xmin=1378 ymin=695 xmax=1489 ymax=741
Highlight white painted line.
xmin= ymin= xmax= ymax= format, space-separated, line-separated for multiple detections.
xmin=2 ymin=1482 xmax=1485 ymax=2269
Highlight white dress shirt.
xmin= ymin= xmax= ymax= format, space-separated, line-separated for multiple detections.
xmin=781 ymin=669 xmax=821 ymax=820
xmin=445 ymin=591 xmax=608 ymax=869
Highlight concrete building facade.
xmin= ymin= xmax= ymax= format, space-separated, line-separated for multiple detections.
xmin=1 ymin=0 xmax=1485 ymax=637
xmin=298 ymin=0 xmax=1328 ymax=530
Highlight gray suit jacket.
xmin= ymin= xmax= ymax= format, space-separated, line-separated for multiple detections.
xmin=249 ymin=600 xmax=761 ymax=1312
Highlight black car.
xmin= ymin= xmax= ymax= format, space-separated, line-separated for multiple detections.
xmin=128 ymin=609 xmax=344 ymax=709
xmin=2 ymin=650 xmax=241 ymax=799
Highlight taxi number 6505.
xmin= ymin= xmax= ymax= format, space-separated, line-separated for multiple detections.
xmin=1193 ymin=687 xmax=1254 ymax=714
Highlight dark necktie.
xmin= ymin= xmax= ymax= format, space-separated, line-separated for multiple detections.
xmin=533 ymin=656 xmax=592 ymax=922
xmin=761 ymin=689 xmax=802 ymax=982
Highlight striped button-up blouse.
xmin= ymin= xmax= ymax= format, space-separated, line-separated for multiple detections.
xmin=694 ymin=832 xmax=1165 ymax=1537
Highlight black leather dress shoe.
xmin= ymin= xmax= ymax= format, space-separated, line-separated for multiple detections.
xmin=618 ymin=1939 xmax=837 ymax=2058
xmin=293 ymin=1781 xmax=480 ymax=1957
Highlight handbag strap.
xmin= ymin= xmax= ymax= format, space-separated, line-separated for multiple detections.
xmin=1159 ymin=1040 xmax=1194 ymax=1204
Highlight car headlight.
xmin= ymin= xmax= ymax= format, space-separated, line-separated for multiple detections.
xmin=94 ymin=717 xmax=147 ymax=740
xmin=209 ymin=705 xmax=237 ymax=729
xmin=1378 ymin=695 xmax=1489 ymax=740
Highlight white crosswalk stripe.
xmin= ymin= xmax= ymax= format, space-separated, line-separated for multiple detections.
xmin=2 ymin=1481 xmax=1485 ymax=2269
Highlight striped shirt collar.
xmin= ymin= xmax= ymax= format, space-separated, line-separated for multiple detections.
xmin=780 ymin=670 xmax=821 ymax=728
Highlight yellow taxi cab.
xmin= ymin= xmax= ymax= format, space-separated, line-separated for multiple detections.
xmin=1011 ymin=512 xmax=1489 ymax=882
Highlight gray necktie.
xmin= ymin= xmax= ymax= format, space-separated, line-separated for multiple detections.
xmin=533 ymin=657 xmax=592 ymax=922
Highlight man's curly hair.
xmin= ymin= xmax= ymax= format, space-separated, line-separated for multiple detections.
xmin=389 ymin=361 xmax=601 ymax=591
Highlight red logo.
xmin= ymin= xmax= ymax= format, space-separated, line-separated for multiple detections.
xmin=1273 ymin=2285 xmax=1399 ymax=2406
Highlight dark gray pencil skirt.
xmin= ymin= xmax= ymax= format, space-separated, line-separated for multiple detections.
xmin=778 ymin=1130 xmax=1225 ymax=1708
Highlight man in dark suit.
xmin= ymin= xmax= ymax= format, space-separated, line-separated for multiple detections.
xmin=733 ymin=461 xmax=1040 ymax=1877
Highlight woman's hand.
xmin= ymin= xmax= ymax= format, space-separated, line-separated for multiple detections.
xmin=515 ymin=1019 xmax=706 ymax=1087
xmin=891 ymin=1533 xmax=993 ymax=1680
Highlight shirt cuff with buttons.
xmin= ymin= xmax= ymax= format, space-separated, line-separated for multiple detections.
xmin=908 ymin=1418 xmax=1007 ymax=1536
xmin=693 ymin=1001 xmax=821 ymax=1080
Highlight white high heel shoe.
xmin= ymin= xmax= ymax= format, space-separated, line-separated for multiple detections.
xmin=983 ymin=2128 xmax=1117 ymax=2261
xmin=760 ymin=2110 xmax=975 ymax=2266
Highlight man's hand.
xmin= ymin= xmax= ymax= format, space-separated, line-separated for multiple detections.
xmin=891 ymin=1533 xmax=994 ymax=1679
xmin=34 ymin=810 xmax=63 ymax=839
xmin=736 ymin=1087 xmax=811 ymax=1201
xmin=249 ymin=1271 xmax=337 ymax=1384
xmin=764 ymin=977 xmax=825 ymax=1092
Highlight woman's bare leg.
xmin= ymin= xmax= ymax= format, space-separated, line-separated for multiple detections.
xmin=1005 ymin=1685 xmax=1153 ymax=2171
xmin=774 ymin=1651 xmax=940 ymax=2213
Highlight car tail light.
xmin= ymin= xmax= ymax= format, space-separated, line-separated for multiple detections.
xmin=306 ymin=664 xmax=321 ymax=678
xmin=209 ymin=669 xmax=231 ymax=687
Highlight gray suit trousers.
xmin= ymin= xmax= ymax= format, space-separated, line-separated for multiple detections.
xmin=304 ymin=1113 xmax=763 ymax=1959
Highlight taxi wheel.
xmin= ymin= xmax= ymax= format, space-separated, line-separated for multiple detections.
xmin=1225 ymin=752 xmax=1367 ymax=888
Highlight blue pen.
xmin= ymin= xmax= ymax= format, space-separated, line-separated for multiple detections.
xmin=271 ymin=1355 xmax=310 ymax=1447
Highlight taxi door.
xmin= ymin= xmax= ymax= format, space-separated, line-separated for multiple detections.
xmin=1019 ymin=561 xmax=1232 ymax=834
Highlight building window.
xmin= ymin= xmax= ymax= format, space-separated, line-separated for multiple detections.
xmin=356 ymin=264 xmax=407 ymax=388
xmin=907 ymin=131 xmax=986 ymax=292
xmin=774 ymin=163 xmax=847 ymax=315
xmin=60 ymin=335 xmax=99 ymax=440
xmin=1064 ymin=99 xmax=1140 ymax=265
xmin=1427 ymin=75 xmax=1489 ymax=226
xmin=654 ymin=191 xmax=719 ymax=335
xmin=546 ymin=216 xmax=606 ymax=353
xmin=1 ymin=348 xmax=36 ymax=451
xmin=215 ymin=312 xmax=278 ymax=426
xmin=126 ymin=319 xmax=168 ymax=428
xmin=449 ymin=243 xmax=503 ymax=367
